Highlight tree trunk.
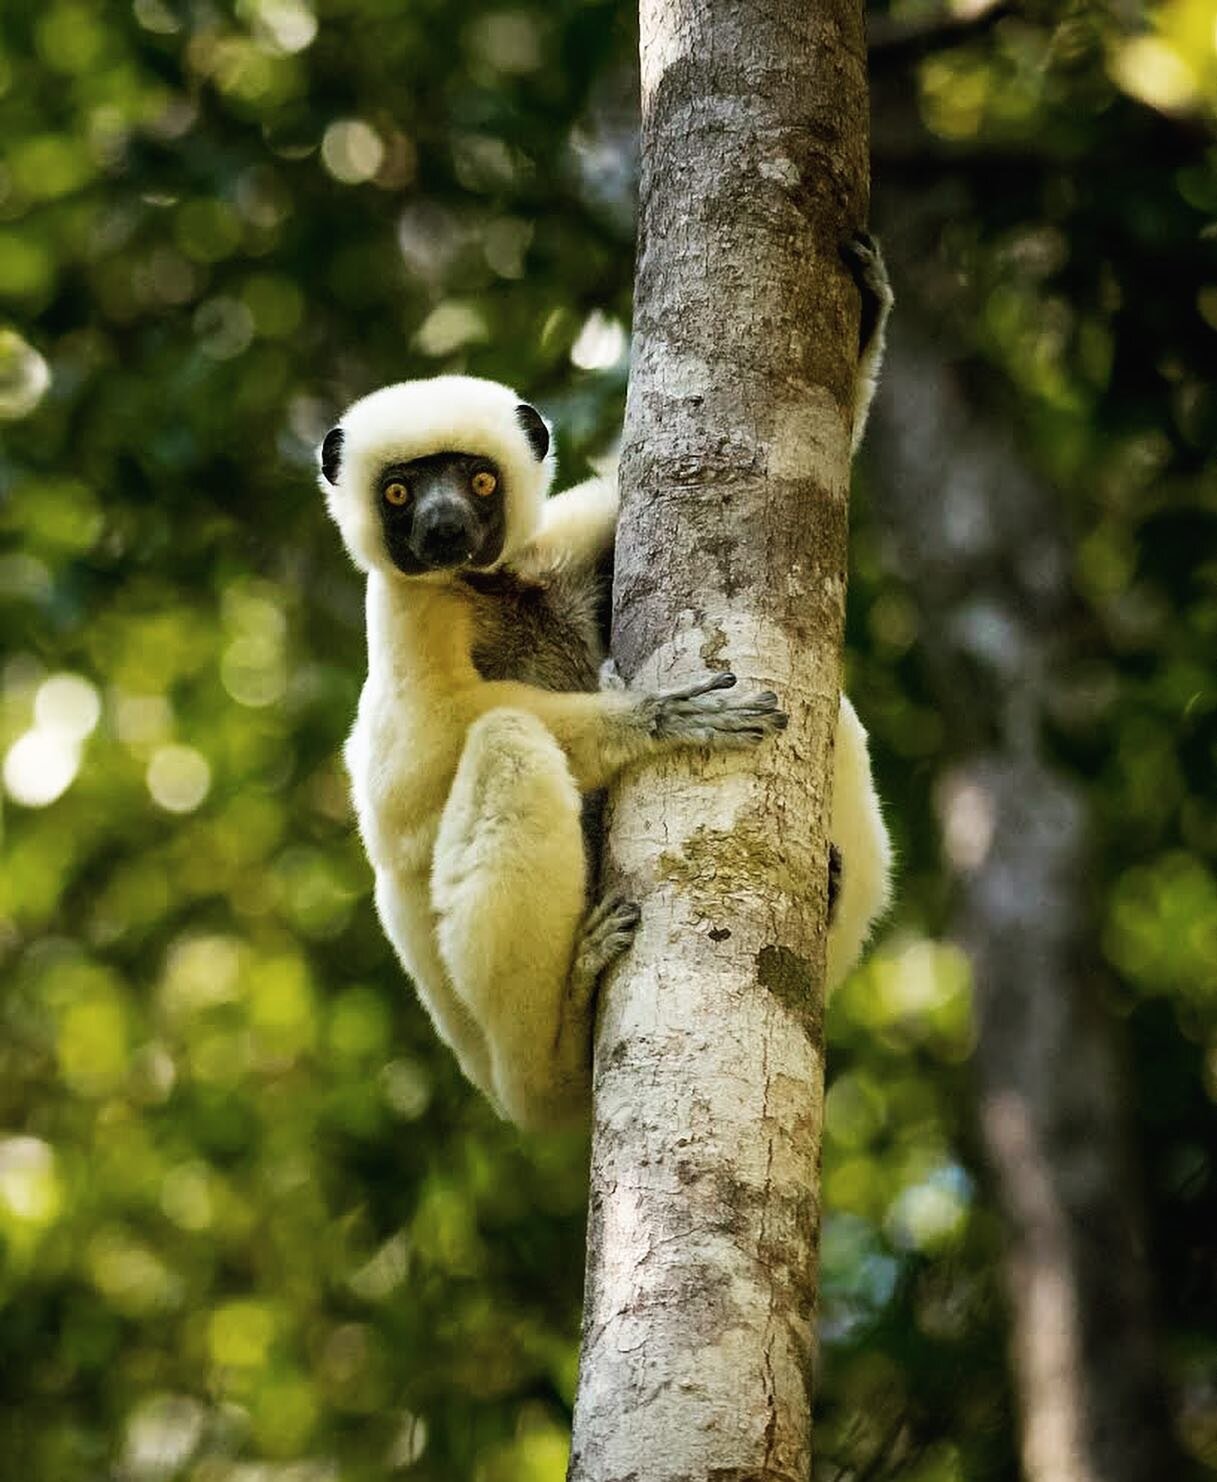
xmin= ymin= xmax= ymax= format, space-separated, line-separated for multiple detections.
xmin=568 ymin=3 xmax=869 ymax=1479
xmin=870 ymin=325 xmax=1177 ymax=1482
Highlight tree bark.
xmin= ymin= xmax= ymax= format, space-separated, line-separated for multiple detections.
xmin=870 ymin=325 xmax=1177 ymax=1482
xmin=568 ymin=3 xmax=869 ymax=1479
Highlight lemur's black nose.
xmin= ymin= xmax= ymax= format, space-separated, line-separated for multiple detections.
xmin=414 ymin=505 xmax=474 ymax=566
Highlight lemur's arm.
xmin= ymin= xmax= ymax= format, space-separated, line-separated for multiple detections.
xmin=842 ymin=231 xmax=894 ymax=455
xmin=468 ymin=671 xmax=785 ymax=793
xmin=514 ymin=473 xmax=618 ymax=574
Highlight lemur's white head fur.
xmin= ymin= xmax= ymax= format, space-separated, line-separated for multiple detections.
xmin=318 ymin=375 xmax=556 ymax=575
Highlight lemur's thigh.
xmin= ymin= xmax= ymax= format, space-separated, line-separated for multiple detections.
xmin=431 ymin=708 xmax=588 ymax=1126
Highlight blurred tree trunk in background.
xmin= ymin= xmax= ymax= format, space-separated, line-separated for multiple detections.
xmin=566 ymin=1 xmax=869 ymax=1477
xmin=870 ymin=326 xmax=1178 ymax=1482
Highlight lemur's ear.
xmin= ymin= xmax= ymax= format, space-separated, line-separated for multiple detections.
xmin=515 ymin=403 xmax=550 ymax=461
xmin=320 ymin=427 xmax=345 ymax=485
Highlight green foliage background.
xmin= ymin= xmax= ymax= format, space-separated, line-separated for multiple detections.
xmin=0 ymin=2 xmax=1214 ymax=1479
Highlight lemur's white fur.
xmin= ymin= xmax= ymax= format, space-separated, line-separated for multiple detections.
xmin=518 ymin=473 xmax=619 ymax=574
xmin=326 ymin=360 xmax=890 ymax=1129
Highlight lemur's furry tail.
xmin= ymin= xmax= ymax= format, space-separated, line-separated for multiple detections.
xmin=826 ymin=694 xmax=893 ymax=990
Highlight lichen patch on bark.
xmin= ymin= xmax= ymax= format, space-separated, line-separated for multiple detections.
xmin=657 ymin=823 xmax=803 ymax=913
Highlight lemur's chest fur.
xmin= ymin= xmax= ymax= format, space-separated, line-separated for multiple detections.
xmin=461 ymin=557 xmax=609 ymax=693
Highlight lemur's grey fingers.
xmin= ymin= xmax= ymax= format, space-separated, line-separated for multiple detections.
xmin=651 ymin=681 xmax=788 ymax=746
xmin=661 ymin=671 xmax=737 ymax=702
xmin=584 ymin=892 xmax=640 ymax=934
xmin=658 ymin=686 xmax=778 ymax=716
xmin=669 ymin=715 xmax=788 ymax=749
xmin=693 ymin=707 xmax=788 ymax=733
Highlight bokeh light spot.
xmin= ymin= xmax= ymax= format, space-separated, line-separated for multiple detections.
xmin=466 ymin=11 xmax=542 ymax=74
xmin=1112 ymin=36 xmax=1199 ymax=113
xmin=0 ymin=1137 xmax=62 ymax=1227
xmin=35 ymin=672 xmax=101 ymax=741
xmin=222 ymin=634 xmax=287 ymax=707
xmin=147 ymin=745 xmax=212 ymax=813
xmin=4 ymin=729 xmax=80 ymax=807
xmin=321 ymin=120 xmax=384 ymax=184
xmin=242 ymin=0 xmax=318 ymax=55
xmin=414 ymin=301 xmax=489 ymax=356
xmin=88 ymin=1228 xmax=182 ymax=1315
xmin=0 ymin=328 xmax=51 ymax=418
xmin=160 ymin=1162 xmax=216 ymax=1232
xmin=120 ymin=1394 xmax=205 ymax=1482
xmin=570 ymin=311 xmax=627 ymax=371
xmin=386 ymin=1410 xmax=429 ymax=1469
xmin=194 ymin=296 xmax=255 ymax=360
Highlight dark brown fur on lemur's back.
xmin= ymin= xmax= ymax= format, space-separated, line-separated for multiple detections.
xmin=462 ymin=550 xmax=613 ymax=867
xmin=462 ymin=556 xmax=610 ymax=695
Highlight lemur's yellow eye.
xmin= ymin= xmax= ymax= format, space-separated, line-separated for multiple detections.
xmin=471 ymin=470 xmax=497 ymax=498
xmin=384 ymin=481 xmax=410 ymax=506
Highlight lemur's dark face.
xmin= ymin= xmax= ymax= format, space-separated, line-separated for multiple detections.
xmin=319 ymin=397 xmax=550 ymax=577
xmin=374 ymin=451 xmax=507 ymax=575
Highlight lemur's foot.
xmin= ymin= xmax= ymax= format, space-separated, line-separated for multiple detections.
xmin=828 ymin=842 xmax=842 ymax=926
xmin=840 ymin=230 xmax=894 ymax=353
xmin=647 ymin=671 xmax=789 ymax=748
xmin=573 ymin=893 xmax=641 ymax=986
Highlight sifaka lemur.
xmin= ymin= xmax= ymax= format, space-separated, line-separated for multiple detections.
xmin=319 ymin=232 xmax=893 ymax=1130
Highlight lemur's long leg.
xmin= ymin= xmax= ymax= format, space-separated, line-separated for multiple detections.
xmin=431 ymin=708 xmax=638 ymax=1129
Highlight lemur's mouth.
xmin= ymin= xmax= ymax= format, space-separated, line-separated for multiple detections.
xmin=415 ymin=548 xmax=473 ymax=571
xmin=388 ymin=534 xmax=502 ymax=578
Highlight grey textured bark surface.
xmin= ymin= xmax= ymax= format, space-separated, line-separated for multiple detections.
xmin=567 ymin=2 xmax=868 ymax=1479
xmin=870 ymin=327 xmax=1176 ymax=1482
